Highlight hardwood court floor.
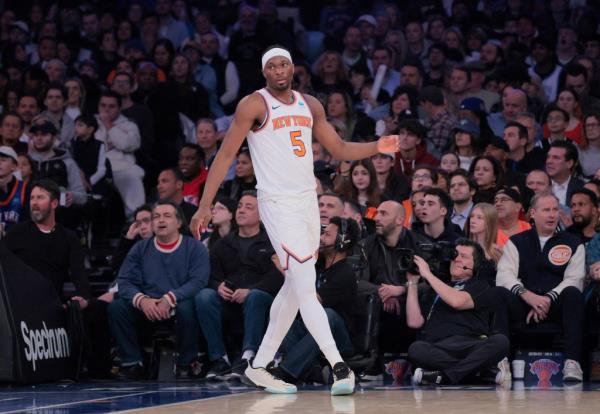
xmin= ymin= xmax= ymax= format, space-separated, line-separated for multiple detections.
xmin=1 ymin=381 xmax=599 ymax=413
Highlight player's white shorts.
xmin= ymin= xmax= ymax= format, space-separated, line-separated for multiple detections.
xmin=257 ymin=190 xmax=320 ymax=270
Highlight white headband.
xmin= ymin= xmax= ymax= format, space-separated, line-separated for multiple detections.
xmin=261 ymin=48 xmax=292 ymax=69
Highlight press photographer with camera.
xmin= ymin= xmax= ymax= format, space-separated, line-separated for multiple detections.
xmin=406 ymin=239 xmax=511 ymax=386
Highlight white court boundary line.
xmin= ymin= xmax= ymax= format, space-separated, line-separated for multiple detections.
xmin=113 ymin=390 xmax=261 ymax=413
xmin=0 ymin=391 xmax=154 ymax=414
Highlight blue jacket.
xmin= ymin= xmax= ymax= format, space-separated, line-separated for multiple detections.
xmin=118 ymin=235 xmax=209 ymax=304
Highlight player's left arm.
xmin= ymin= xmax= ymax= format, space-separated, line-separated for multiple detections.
xmin=305 ymin=95 xmax=399 ymax=160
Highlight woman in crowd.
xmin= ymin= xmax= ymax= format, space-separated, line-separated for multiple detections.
xmin=116 ymin=20 xmax=139 ymax=56
xmin=326 ymin=90 xmax=358 ymax=141
xmin=371 ymin=153 xmax=410 ymax=202
xmin=312 ymin=51 xmax=353 ymax=98
xmin=451 ymin=124 xmax=480 ymax=171
xmin=343 ymin=159 xmax=382 ymax=231
xmin=439 ymin=152 xmax=460 ymax=173
xmin=376 ymin=85 xmax=419 ymax=136
xmin=219 ymin=147 xmax=257 ymax=201
xmin=578 ymin=111 xmax=600 ymax=178
xmin=64 ymin=77 xmax=86 ymax=120
xmin=204 ymin=196 xmax=237 ymax=250
xmin=543 ymin=88 xmax=583 ymax=144
xmin=152 ymin=38 xmax=176 ymax=74
xmin=469 ymin=155 xmax=504 ymax=204
xmin=465 ymin=202 xmax=503 ymax=286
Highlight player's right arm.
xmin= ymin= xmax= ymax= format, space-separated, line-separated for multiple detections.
xmin=191 ymin=94 xmax=265 ymax=237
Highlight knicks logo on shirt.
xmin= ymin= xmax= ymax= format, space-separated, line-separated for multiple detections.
xmin=272 ymin=115 xmax=312 ymax=130
xmin=548 ymin=245 xmax=572 ymax=266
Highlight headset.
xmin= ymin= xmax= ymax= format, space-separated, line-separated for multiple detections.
xmin=334 ymin=218 xmax=351 ymax=252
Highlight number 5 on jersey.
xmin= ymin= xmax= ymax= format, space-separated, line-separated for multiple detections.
xmin=289 ymin=130 xmax=306 ymax=157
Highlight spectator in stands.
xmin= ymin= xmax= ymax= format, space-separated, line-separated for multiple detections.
xmin=219 ymin=147 xmax=256 ymax=202
xmin=394 ymin=119 xmax=438 ymax=177
xmin=496 ymin=192 xmax=585 ymax=382
xmin=195 ymin=192 xmax=282 ymax=379
xmin=469 ymin=155 xmax=504 ymax=204
xmin=375 ymin=85 xmax=419 ymax=137
xmin=368 ymin=46 xmax=401 ymax=96
xmin=494 ymin=187 xmax=531 ymax=248
xmin=342 ymin=159 xmax=381 ymax=228
xmin=405 ymin=19 xmax=429 ymax=62
xmin=546 ymin=140 xmax=584 ymax=207
xmin=95 ymin=91 xmax=145 ymax=217
xmin=447 ymin=66 xmax=470 ymax=113
xmin=399 ymin=62 xmax=424 ymax=89
xmin=451 ymin=119 xmax=480 ymax=171
xmin=64 ymin=78 xmax=86 ymax=120
xmin=156 ymin=0 xmax=188 ymax=48
xmin=275 ymin=216 xmax=360 ymax=384
xmin=439 ymin=152 xmax=460 ymax=173
xmin=449 ymin=169 xmax=476 ymax=231
xmin=488 ymin=87 xmax=527 ymax=137
xmin=204 ymin=196 xmax=237 ymax=250
xmin=109 ymin=200 xmax=209 ymax=379
xmin=179 ymin=143 xmax=208 ymax=206
xmin=156 ymin=168 xmax=198 ymax=223
xmin=71 ymin=114 xmax=107 ymax=195
xmin=17 ymin=94 xmax=41 ymax=135
xmin=196 ymin=118 xmax=235 ymax=180
xmin=543 ymin=89 xmax=583 ymax=145
xmin=111 ymin=71 xmax=155 ymax=177
xmin=0 ymin=146 xmax=29 ymax=234
xmin=465 ymin=203 xmax=502 ymax=285
xmin=504 ymin=121 xmax=546 ymax=174
xmin=169 ymin=53 xmax=212 ymax=122
xmin=529 ymin=36 xmax=562 ymax=103
xmin=28 ymin=120 xmax=86 ymax=206
xmin=341 ymin=25 xmax=369 ymax=72
xmin=319 ymin=192 xmax=345 ymax=227
xmin=407 ymin=239 xmax=510 ymax=386
xmin=0 ymin=112 xmax=27 ymax=154
xmin=413 ymin=188 xmax=463 ymax=261
xmin=419 ymin=85 xmax=458 ymax=157
xmin=326 ymin=90 xmax=358 ymax=141
xmin=110 ymin=204 xmax=154 ymax=276
xmin=371 ymin=152 xmax=409 ymax=202
xmin=4 ymin=179 xmax=110 ymax=378
xmin=40 ymin=82 xmax=75 ymax=148
xmin=563 ymin=63 xmax=600 ymax=113
xmin=567 ymin=189 xmax=599 ymax=244
xmin=526 ymin=169 xmax=552 ymax=194
xmin=579 ymin=112 xmax=600 ymax=178
xmin=343 ymin=199 xmax=368 ymax=240
xmin=313 ymin=51 xmax=352 ymax=98
xmin=198 ymin=32 xmax=239 ymax=114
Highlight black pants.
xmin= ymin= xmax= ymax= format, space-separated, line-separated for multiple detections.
xmin=84 ymin=299 xmax=113 ymax=378
xmin=494 ymin=286 xmax=584 ymax=361
xmin=408 ymin=334 xmax=509 ymax=384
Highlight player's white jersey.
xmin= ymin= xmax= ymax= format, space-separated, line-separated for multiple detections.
xmin=246 ymin=88 xmax=316 ymax=197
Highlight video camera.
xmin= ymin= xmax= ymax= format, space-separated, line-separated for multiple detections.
xmin=396 ymin=241 xmax=458 ymax=280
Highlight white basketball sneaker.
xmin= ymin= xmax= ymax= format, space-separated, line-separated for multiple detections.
xmin=244 ymin=362 xmax=297 ymax=394
xmin=331 ymin=362 xmax=356 ymax=396
xmin=562 ymin=359 xmax=583 ymax=382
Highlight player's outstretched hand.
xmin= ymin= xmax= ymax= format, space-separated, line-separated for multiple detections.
xmin=190 ymin=204 xmax=212 ymax=239
xmin=377 ymin=134 xmax=400 ymax=154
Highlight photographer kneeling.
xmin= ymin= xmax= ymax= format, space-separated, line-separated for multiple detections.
xmin=406 ymin=239 xmax=511 ymax=386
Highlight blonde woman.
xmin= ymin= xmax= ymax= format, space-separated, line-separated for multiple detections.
xmin=465 ymin=202 xmax=503 ymax=285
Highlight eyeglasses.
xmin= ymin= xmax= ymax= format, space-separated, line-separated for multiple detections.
xmin=412 ymin=174 xmax=432 ymax=181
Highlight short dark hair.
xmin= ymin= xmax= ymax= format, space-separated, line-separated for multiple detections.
xmin=240 ymin=190 xmax=258 ymax=199
xmin=99 ymin=90 xmax=122 ymax=107
xmin=544 ymin=103 xmax=569 ymax=123
xmin=562 ymin=63 xmax=588 ymax=82
xmin=319 ymin=191 xmax=345 ymax=206
xmin=454 ymin=66 xmax=472 ymax=82
xmin=329 ymin=216 xmax=360 ymax=252
xmin=569 ymin=188 xmax=598 ymax=207
xmin=449 ymin=168 xmax=477 ymax=191
xmin=31 ymin=179 xmax=60 ymax=201
xmin=455 ymin=238 xmax=485 ymax=272
xmin=162 ymin=167 xmax=184 ymax=182
xmin=423 ymin=187 xmax=452 ymax=212
xmin=549 ymin=140 xmax=578 ymax=167
xmin=0 ymin=112 xmax=23 ymax=128
xmin=181 ymin=143 xmax=205 ymax=160
xmin=133 ymin=204 xmax=153 ymax=218
xmin=153 ymin=199 xmax=189 ymax=233
xmin=505 ymin=121 xmax=528 ymax=140
xmin=44 ymin=82 xmax=68 ymax=101
xmin=75 ymin=113 xmax=98 ymax=133
xmin=414 ymin=165 xmax=439 ymax=183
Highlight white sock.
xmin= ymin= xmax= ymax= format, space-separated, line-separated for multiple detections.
xmin=242 ymin=350 xmax=255 ymax=361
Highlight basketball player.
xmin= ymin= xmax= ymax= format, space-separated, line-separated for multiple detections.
xmin=191 ymin=46 xmax=399 ymax=395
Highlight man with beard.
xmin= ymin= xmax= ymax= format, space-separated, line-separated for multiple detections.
xmin=4 ymin=180 xmax=112 ymax=378
xmin=178 ymin=144 xmax=208 ymax=206
xmin=567 ymin=189 xmax=599 ymax=244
